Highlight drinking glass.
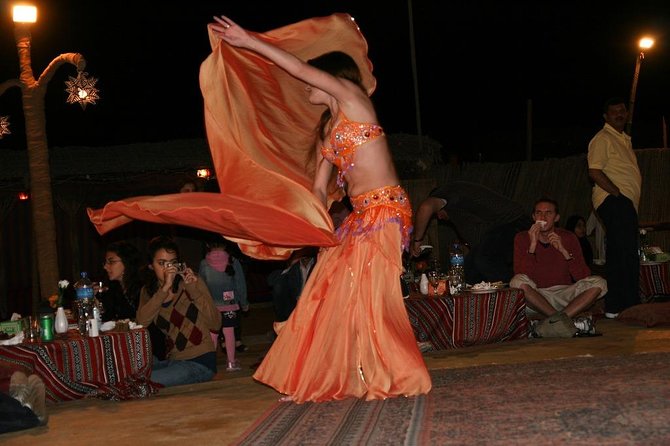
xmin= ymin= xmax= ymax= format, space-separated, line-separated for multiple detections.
xmin=94 ymin=281 xmax=109 ymax=295
xmin=427 ymin=270 xmax=440 ymax=295
xmin=448 ymin=272 xmax=463 ymax=295
xmin=24 ymin=317 xmax=40 ymax=343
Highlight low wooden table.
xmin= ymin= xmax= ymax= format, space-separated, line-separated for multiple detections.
xmin=0 ymin=328 xmax=159 ymax=402
xmin=404 ymin=288 xmax=529 ymax=350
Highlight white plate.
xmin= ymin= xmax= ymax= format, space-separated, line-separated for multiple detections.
xmin=464 ymin=283 xmax=507 ymax=294
xmin=100 ymin=321 xmax=116 ymax=332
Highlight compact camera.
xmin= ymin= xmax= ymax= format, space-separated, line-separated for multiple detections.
xmin=167 ymin=262 xmax=187 ymax=273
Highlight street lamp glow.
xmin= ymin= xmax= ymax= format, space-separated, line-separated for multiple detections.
xmin=627 ymin=36 xmax=657 ymax=134
xmin=639 ymin=37 xmax=654 ymax=50
xmin=12 ymin=5 xmax=37 ymax=23
xmin=197 ymin=168 xmax=212 ymax=179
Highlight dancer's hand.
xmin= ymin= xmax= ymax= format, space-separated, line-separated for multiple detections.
xmin=211 ymin=15 xmax=252 ymax=48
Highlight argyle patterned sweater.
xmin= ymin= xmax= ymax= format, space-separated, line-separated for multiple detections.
xmin=137 ymin=278 xmax=220 ymax=361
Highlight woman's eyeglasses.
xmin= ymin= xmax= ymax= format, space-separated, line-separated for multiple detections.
xmin=102 ymin=258 xmax=122 ymax=266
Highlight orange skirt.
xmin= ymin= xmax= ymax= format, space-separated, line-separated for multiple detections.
xmin=253 ymin=186 xmax=432 ymax=402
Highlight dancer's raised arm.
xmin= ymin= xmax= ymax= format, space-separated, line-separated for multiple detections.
xmin=211 ymin=15 xmax=352 ymax=101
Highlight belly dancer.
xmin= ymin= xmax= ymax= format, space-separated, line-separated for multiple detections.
xmin=211 ymin=14 xmax=432 ymax=403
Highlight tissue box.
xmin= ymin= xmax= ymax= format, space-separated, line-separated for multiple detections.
xmin=0 ymin=319 xmax=24 ymax=336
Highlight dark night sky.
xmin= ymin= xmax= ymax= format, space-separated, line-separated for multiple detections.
xmin=0 ymin=0 xmax=669 ymax=162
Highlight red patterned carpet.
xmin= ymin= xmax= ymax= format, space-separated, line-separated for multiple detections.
xmin=234 ymin=352 xmax=670 ymax=445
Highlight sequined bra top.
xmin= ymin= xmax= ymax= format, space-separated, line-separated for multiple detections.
xmin=320 ymin=111 xmax=385 ymax=188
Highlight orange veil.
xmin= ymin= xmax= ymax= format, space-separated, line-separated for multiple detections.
xmin=87 ymin=13 xmax=376 ymax=260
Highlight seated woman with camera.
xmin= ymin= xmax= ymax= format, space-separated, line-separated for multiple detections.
xmin=136 ymin=236 xmax=221 ymax=387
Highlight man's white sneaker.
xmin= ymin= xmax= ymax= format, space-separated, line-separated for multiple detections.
xmin=574 ymin=316 xmax=596 ymax=335
xmin=604 ymin=312 xmax=619 ymax=319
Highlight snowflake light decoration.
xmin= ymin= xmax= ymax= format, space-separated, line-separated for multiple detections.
xmin=0 ymin=116 xmax=10 ymax=139
xmin=65 ymin=71 xmax=99 ymax=110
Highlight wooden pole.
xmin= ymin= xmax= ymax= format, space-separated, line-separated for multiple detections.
xmin=626 ymin=52 xmax=643 ymax=136
xmin=407 ymin=0 xmax=424 ymax=157
xmin=526 ymin=99 xmax=533 ymax=161
xmin=11 ymin=23 xmax=87 ymax=301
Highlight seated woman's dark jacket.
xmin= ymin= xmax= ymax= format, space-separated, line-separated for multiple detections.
xmin=98 ymin=281 xmax=137 ymax=322
xmin=99 ymin=281 xmax=167 ymax=360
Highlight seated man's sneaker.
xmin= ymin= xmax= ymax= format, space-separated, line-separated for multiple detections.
xmin=535 ymin=311 xmax=577 ymax=338
xmin=417 ymin=341 xmax=434 ymax=352
xmin=604 ymin=312 xmax=619 ymax=319
xmin=574 ymin=315 xmax=596 ymax=335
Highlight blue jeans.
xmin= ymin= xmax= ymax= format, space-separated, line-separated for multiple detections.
xmin=0 ymin=393 xmax=40 ymax=433
xmin=151 ymin=356 xmax=215 ymax=387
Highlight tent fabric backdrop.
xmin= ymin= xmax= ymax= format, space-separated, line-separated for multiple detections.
xmin=88 ymin=13 xmax=376 ymax=260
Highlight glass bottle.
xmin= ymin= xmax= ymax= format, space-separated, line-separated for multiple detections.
xmin=639 ymin=229 xmax=649 ymax=262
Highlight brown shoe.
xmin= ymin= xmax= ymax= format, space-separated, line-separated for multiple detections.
xmin=535 ymin=312 xmax=577 ymax=338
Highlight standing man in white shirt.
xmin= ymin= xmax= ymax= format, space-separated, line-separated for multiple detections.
xmin=587 ymin=97 xmax=642 ymax=318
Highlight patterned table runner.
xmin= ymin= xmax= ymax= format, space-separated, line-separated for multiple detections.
xmin=0 ymin=328 xmax=159 ymax=401
xmin=640 ymin=262 xmax=670 ymax=303
xmin=405 ymin=288 xmax=529 ymax=349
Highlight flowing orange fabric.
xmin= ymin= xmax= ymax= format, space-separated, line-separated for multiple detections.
xmin=254 ymin=186 xmax=432 ymax=402
xmin=87 ymin=14 xmax=376 ymax=260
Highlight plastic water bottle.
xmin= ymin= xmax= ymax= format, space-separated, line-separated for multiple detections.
xmin=74 ymin=272 xmax=94 ymax=300
xmin=449 ymin=242 xmax=465 ymax=294
xmin=74 ymin=272 xmax=94 ymax=335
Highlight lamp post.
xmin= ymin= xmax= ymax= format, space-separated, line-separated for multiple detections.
xmin=626 ymin=36 xmax=654 ymax=135
xmin=0 ymin=4 xmax=90 ymax=304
